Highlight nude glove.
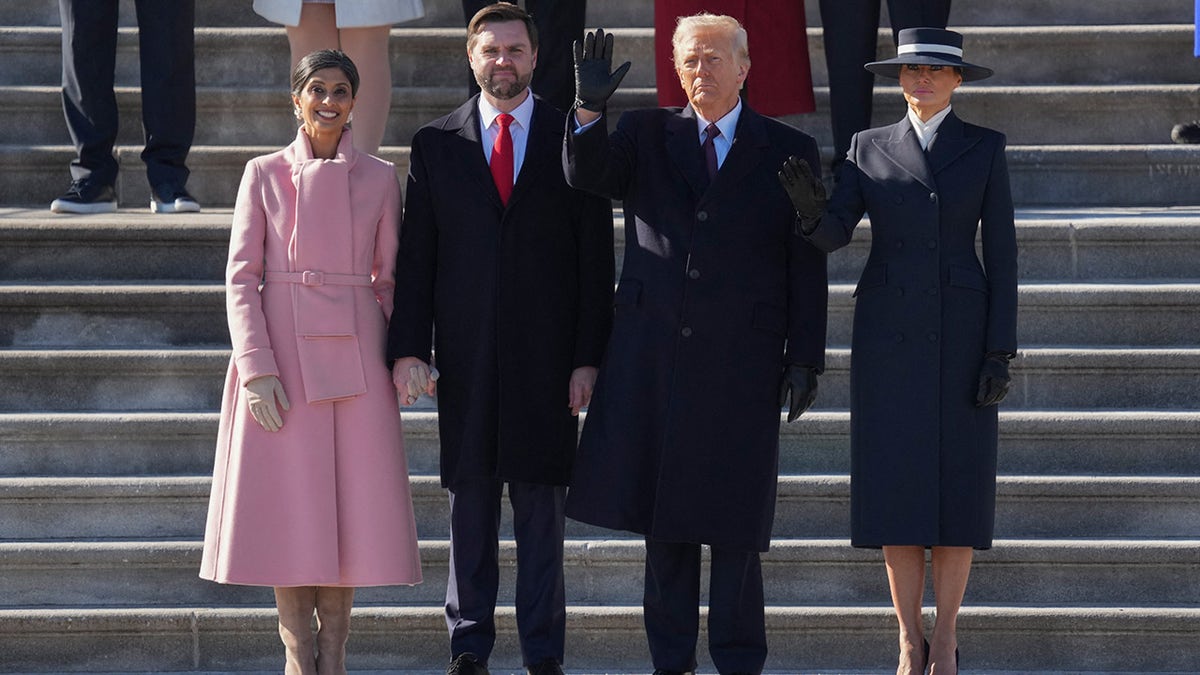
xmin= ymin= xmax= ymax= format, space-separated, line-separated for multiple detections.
xmin=245 ymin=375 xmax=290 ymax=432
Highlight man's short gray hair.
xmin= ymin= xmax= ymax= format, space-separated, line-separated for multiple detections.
xmin=671 ymin=13 xmax=750 ymax=67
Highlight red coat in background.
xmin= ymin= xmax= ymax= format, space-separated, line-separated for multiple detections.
xmin=654 ymin=0 xmax=815 ymax=116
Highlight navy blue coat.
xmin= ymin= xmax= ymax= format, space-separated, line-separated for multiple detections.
xmin=563 ymin=103 xmax=829 ymax=552
xmin=806 ymin=112 xmax=1017 ymax=548
xmin=388 ymin=95 xmax=615 ymax=488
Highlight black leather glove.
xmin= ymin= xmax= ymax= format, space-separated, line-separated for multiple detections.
xmin=976 ymin=352 xmax=1013 ymax=407
xmin=778 ymin=155 xmax=827 ymax=235
xmin=779 ymin=364 xmax=819 ymax=423
xmin=573 ymin=28 xmax=632 ymax=112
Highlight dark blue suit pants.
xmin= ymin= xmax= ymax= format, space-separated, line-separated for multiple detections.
xmin=446 ymin=479 xmax=567 ymax=666
xmin=644 ymin=538 xmax=767 ymax=674
xmin=58 ymin=0 xmax=195 ymax=190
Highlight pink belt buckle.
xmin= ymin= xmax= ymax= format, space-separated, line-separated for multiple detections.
xmin=301 ymin=270 xmax=324 ymax=286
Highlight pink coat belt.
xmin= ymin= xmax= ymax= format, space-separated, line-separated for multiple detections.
xmin=263 ymin=270 xmax=372 ymax=287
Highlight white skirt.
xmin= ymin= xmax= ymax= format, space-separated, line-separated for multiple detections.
xmin=253 ymin=0 xmax=425 ymax=28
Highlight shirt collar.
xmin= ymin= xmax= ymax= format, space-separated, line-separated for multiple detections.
xmin=478 ymin=90 xmax=535 ymax=131
xmin=907 ymin=104 xmax=953 ymax=148
xmin=694 ymin=97 xmax=743 ymax=142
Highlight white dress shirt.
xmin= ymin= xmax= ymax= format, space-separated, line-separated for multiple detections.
xmin=693 ymin=98 xmax=742 ymax=170
xmin=478 ymin=90 xmax=535 ymax=178
xmin=907 ymin=104 xmax=953 ymax=151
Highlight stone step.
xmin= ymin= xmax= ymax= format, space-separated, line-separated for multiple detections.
xmin=4 ymin=410 xmax=1200 ymax=480
xmin=1 ymin=605 xmax=1196 ymax=673
xmin=3 ymin=347 xmax=1199 ymax=411
xmin=8 ymin=142 xmax=1200 ymax=209
xmin=8 ymin=82 xmax=1200 ymax=148
xmin=4 ymin=281 xmax=1199 ymax=349
xmin=3 ymin=538 xmax=1196 ymax=609
xmin=5 ymin=25 xmax=1198 ymax=90
xmin=1 ymin=0 xmax=1191 ymax=28
xmin=5 ymin=208 xmax=1199 ymax=283
xmin=0 ymin=209 xmax=230 ymax=282
xmin=3 ymin=474 xmax=1197 ymax=541
xmin=3 ymin=408 xmax=1200 ymax=480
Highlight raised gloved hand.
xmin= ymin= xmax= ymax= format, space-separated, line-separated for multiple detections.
xmin=573 ymin=28 xmax=631 ymax=112
xmin=245 ymin=375 xmax=290 ymax=432
xmin=778 ymin=155 xmax=827 ymax=234
xmin=976 ymin=352 xmax=1013 ymax=407
xmin=779 ymin=364 xmax=819 ymax=423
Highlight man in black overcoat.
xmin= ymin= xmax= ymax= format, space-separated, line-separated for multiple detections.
xmin=820 ymin=0 xmax=952 ymax=173
xmin=562 ymin=15 xmax=828 ymax=675
xmin=387 ymin=5 xmax=614 ymax=675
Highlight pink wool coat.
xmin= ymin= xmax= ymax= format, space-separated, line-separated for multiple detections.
xmin=200 ymin=128 xmax=422 ymax=587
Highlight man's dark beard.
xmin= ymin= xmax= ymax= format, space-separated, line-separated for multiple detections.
xmin=477 ymin=68 xmax=531 ymax=100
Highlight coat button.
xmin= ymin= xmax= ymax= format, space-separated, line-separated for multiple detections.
xmin=928 ymin=332 xmax=938 ymax=342
xmin=894 ymin=195 xmax=904 ymax=204
xmin=681 ymin=326 xmax=693 ymax=337
xmin=895 ymin=240 xmax=904 ymax=249
xmin=894 ymin=333 xmax=905 ymax=343
xmin=697 ymin=211 xmax=709 ymax=222
xmin=896 ymin=287 xmax=905 ymax=297
xmin=926 ymin=287 xmax=938 ymax=296
xmin=929 ymin=192 xmax=937 ymax=202
xmin=688 ymin=268 xmax=701 ymax=279
xmin=927 ymin=239 xmax=937 ymax=249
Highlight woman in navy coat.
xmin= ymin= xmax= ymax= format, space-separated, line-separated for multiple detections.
xmin=780 ymin=28 xmax=1016 ymax=675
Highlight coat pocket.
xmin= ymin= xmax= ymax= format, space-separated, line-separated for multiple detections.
xmin=295 ymin=335 xmax=367 ymax=403
xmin=752 ymin=303 xmax=788 ymax=337
xmin=948 ymin=264 xmax=989 ymax=293
xmin=852 ymin=263 xmax=887 ymax=297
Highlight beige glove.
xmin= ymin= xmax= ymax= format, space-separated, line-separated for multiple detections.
xmin=245 ymin=375 xmax=290 ymax=432
xmin=393 ymin=357 xmax=438 ymax=406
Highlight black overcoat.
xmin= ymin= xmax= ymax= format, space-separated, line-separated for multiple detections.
xmin=563 ymin=103 xmax=829 ymax=552
xmin=388 ymin=95 xmax=615 ymax=488
xmin=806 ymin=112 xmax=1017 ymax=548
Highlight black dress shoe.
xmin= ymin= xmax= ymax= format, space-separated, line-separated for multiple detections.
xmin=651 ymin=670 xmax=695 ymax=675
xmin=526 ymin=658 xmax=564 ymax=675
xmin=447 ymin=652 xmax=490 ymax=675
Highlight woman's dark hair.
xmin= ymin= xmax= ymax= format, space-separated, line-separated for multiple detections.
xmin=290 ymin=49 xmax=360 ymax=99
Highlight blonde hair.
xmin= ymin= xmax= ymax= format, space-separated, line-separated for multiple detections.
xmin=671 ymin=13 xmax=750 ymax=67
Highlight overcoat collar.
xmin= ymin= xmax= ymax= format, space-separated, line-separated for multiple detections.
xmin=441 ymin=93 xmax=555 ymax=213
xmin=666 ymin=99 xmax=770 ymax=200
xmin=874 ymin=111 xmax=978 ymax=191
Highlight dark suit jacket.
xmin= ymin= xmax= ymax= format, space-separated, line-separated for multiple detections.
xmin=562 ymin=102 xmax=828 ymax=551
xmin=806 ymin=111 xmax=1017 ymax=548
xmin=389 ymin=95 xmax=614 ymax=487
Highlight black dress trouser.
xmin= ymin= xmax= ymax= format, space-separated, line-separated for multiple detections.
xmin=819 ymin=0 xmax=952 ymax=166
xmin=644 ymin=538 xmax=767 ymax=674
xmin=58 ymin=0 xmax=195 ymax=189
xmin=461 ymin=0 xmax=587 ymax=113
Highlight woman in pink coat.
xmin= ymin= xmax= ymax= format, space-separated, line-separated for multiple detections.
xmin=200 ymin=50 xmax=421 ymax=675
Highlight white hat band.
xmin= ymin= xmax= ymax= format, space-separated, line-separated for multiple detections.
xmin=898 ymin=43 xmax=963 ymax=58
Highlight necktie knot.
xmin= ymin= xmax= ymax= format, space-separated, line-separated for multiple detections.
xmin=497 ymin=113 xmax=514 ymax=130
xmin=705 ymin=123 xmax=720 ymax=142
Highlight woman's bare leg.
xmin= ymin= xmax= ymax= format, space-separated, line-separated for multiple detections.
xmin=336 ymin=25 xmax=392 ymax=153
xmin=884 ymin=545 xmax=928 ymax=675
xmin=928 ymin=546 xmax=973 ymax=675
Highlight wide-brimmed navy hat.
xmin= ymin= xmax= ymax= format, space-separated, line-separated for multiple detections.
xmin=865 ymin=27 xmax=993 ymax=81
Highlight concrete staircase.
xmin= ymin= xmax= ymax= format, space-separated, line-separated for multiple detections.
xmin=1 ymin=0 xmax=1198 ymax=672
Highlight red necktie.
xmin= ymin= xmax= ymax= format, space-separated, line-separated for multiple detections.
xmin=490 ymin=113 xmax=514 ymax=206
